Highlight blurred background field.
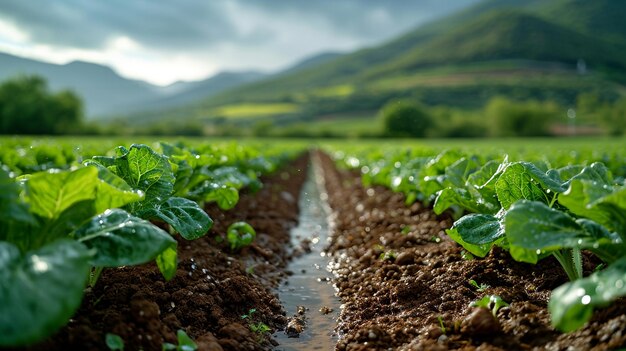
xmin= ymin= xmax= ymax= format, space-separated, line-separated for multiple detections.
xmin=0 ymin=0 xmax=625 ymax=139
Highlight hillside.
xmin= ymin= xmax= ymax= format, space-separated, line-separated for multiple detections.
xmin=122 ymin=0 xmax=626 ymax=128
xmin=0 ymin=54 xmax=161 ymax=117
xmin=0 ymin=53 xmax=266 ymax=118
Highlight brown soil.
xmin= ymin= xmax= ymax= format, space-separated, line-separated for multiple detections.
xmin=17 ymin=154 xmax=309 ymax=351
xmin=316 ymin=151 xmax=626 ymax=351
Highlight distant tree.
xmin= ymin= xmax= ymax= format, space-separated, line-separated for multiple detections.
xmin=380 ymin=100 xmax=432 ymax=137
xmin=485 ymin=96 xmax=558 ymax=137
xmin=0 ymin=75 xmax=84 ymax=135
xmin=600 ymin=97 xmax=626 ymax=136
xmin=577 ymin=92 xmax=625 ymax=136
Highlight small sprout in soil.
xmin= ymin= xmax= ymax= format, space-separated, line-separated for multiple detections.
xmin=469 ymin=279 xmax=490 ymax=292
xmin=471 ymin=295 xmax=509 ymax=317
xmin=461 ymin=250 xmax=475 ymax=260
xmin=246 ymin=265 xmax=255 ymax=275
xmin=241 ymin=308 xmax=257 ymax=320
xmin=226 ymin=221 xmax=256 ymax=251
xmin=250 ymin=322 xmax=271 ymax=334
xmin=379 ymin=250 xmax=397 ymax=261
xmin=241 ymin=308 xmax=271 ymax=340
xmin=437 ymin=316 xmax=447 ymax=335
xmin=401 ymin=225 xmax=411 ymax=235
xmin=430 ymin=235 xmax=441 ymax=243
xmin=162 ymin=329 xmax=197 ymax=351
xmin=105 ymin=333 xmax=124 ymax=351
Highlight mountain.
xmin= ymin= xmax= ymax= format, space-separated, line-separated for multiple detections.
xmin=132 ymin=0 xmax=625 ymax=125
xmin=0 ymin=54 xmax=162 ymax=117
xmin=0 ymin=52 xmax=266 ymax=118
xmin=109 ymin=71 xmax=268 ymax=117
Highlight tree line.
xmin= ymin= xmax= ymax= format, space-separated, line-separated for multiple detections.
xmin=0 ymin=75 xmax=83 ymax=135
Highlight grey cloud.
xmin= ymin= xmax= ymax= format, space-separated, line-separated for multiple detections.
xmin=0 ymin=0 xmax=479 ymax=51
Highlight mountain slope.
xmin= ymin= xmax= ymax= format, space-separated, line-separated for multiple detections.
xmin=110 ymin=71 xmax=267 ymax=116
xmin=0 ymin=54 xmax=162 ymax=117
xmin=175 ymin=0 xmax=625 ymax=113
xmin=366 ymin=10 xmax=626 ymax=79
xmin=0 ymin=52 xmax=269 ymax=119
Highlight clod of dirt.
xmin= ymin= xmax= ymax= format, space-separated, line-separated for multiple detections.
xmin=319 ymin=306 xmax=334 ymax=315
xmin=285 ymin=305 xmax=307 ymax=338
xmin=460 ymin=307 xmax=501 ymax=336
xmin=196 ymin=332 xmax=224 ymax=351
xmin=285 ymin=318 xmax=305 ymax=338
xmin=218 ymin=323 xmax=253 ymax=342
xmin=394 ymin=251 xmax=415 ymax=265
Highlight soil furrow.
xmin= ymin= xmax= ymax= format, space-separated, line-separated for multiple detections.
xmin=316 ymin=151 xmax=626 ymax=351
xmin=17 ymin=154 xmax=309 ymax=351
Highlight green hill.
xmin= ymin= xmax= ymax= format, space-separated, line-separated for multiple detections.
xmin=127 ymin=0 xmax=626 ymax=128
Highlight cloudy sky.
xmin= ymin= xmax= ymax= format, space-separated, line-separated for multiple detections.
xmin=0 ymin=0 xmax=479 ymax=86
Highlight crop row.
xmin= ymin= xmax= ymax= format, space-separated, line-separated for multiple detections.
xmin=0 ymin=140 xmax=301 ymax=347
xmin=331 ymin=146 xmax=626 ymax=332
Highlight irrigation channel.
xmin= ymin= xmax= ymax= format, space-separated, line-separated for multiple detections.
xmin=274 ymin=156 xmax=341 ymax=350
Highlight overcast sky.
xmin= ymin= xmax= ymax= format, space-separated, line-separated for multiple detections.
xmin=0 ymin=0 xmax=479 ymax=86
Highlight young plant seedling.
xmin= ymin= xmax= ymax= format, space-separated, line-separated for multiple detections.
xmin=162 ymin=329 xmax=197 ymax=351
xmin=226 ymin=221 xmax=256 ymax=251
xmin=379 ymin=250 xmax=397 ymax=261
xmin=105 ymin=333 xmax=124 ymax=351
xmin=437 ymin=316 xmax=447 ymax=335
xmin=241 ymin=308 xmax=271 ymax=340
xmin=241 ymin=308 xmax=257 ymax=320
xmin=250 ymin=322 xmax=271 ymax=334
xmin=471 ymin=295 xmax=509 ymax=317
xmin=469 ymin=279 xmax=490 ymax=292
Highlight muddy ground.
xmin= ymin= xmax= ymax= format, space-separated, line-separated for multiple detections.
xmin=17 ymin=154 xmax=309 ymax=351
xmin=317 ymin=151 xmax=626 ymax=351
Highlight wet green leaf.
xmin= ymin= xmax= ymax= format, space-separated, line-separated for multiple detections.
xmin=227 ymin=222 xmax=256 ymax=251
xmin=559 ymin=179 xmax=626 ymax=234
xmin=0 ymin=168 xmax=33 ymax=224
xmin=445 ymin=228 xmax=492 ymax=257
xmin=90 ymin=144 xmax=175 ymax=216
xmin=156 ymin=245 xmax=178 ymax=281
xmin=550 ymin=256 xmax=626 ymax=332
xmin=25 ymin=167 xmax=98 ymax=219
xmin=74 ymin=209 xmax=176 ymax=267
xmin=84 ymin=162 xmax=144 ymax=213
xmin=495 ymin=162 xmax=564 ymax=209
xmin=504 ymin=200 xmax=620 ymax=255
xmin=0 ymin=240 xmax=91 ymax=346
xmin=455 ymin=213 xmax=503 ymax=245
xmin=145 ymin=197 xmax=212 ymax=240
xmin=202 ymin=183 xmax=240 ymax=210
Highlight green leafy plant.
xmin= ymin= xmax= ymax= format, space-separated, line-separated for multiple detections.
xmin=85 ymin=144 xmax=213 ymax=280
xmin=226 ymin=221 xmax=256 ymax=251
xmin=0 ymin=166 xmax=175 ymax=347
xmin=162 ymin=329 xmax=197 ymax=351
xmin=471 ymin=295 xmax=509 ymax=317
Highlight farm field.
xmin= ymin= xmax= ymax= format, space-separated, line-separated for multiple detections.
xmin=1 ymin=136 xmax=625 ymax=350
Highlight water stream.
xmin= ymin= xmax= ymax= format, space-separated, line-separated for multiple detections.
xmin=273 ymin=156 xmax=340 ymax=351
